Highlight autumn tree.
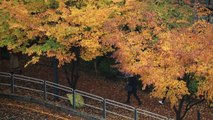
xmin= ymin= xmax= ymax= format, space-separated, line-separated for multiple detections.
xmin=153 ymin=21 xmax=213 ymax=119
xmin=1 ymin=0 xmax=212 ymax=119
xmin=0 ymin=0 xmax=123 ymax=88
xmin=101 ymin=0 xmax=213 ymax=119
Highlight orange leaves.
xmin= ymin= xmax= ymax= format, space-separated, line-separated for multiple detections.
xmin=79 ymin=39 xmax=103 ymax=61
xmin=102 ymin=0 xmax=213 ymax=106
xmin=25 ymin=56 xmax=40 ymax=67
xmin=1 ymin=1 xmax=40 ymax=30
xmin=152 ymin=22 xmax=213 ymax=104
xmin=0 ymin=0 xmax=118 ymax=66
xmin=153 ymin=26 xmax=163 ymax=35
xmin=197 ymin=78 xmax=213 ymax=101
xmin=70 ymin=5 xmax=113 ymax=27
xmin=1 ymin=0 xmax=213 ymax=106
xmin=142 ymin=30 xmax=152 ymax=40
xmin=153 ymin=80 xmax=189 ymax=106
xmin=195 ymin=3 xmax=213 ymax=18
xmin=47 ymin=50 xmax=75 ymax=67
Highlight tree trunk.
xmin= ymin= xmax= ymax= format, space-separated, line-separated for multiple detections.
xmin=174 ymin=95 xmax=205 ymax=120
xmin=9 ymin=53 xmax=20 ymax=74
xmin=0 ymin=48 xmax=2 ymax=60
xmin=70 ymin=60 xmax=79 ymax=89
xmin=63 ymin=47 xmax=80 ymax=90
xmin=176 ymin=112 xmax=182 ymax=120
xmin=53 ymin=58 xmax=59 ymax=99
xmin=94 ymin=59 xmax=97 ymax=77
xmin=174 ymin=96 xmax=185 ymax=120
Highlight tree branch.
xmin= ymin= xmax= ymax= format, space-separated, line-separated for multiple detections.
xmin=181 ymin=97 xmax=193 ymax=119
xmin=178 ymin=95 xmax=186 ymax=112
xmin=188 ymin=99 xmax=205 ymax=110
xmin=181 ymin=98 xmax=205 ymax=119
xmin=173 ymin=105 xmax=178 ymax=113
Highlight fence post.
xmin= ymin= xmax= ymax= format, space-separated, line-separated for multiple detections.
xmin=10 ymin=73 xmax=14 ymax=93
xmin=102 ymin=99 xmax=106 ymax=119
xmin=73 ymin=90 xmax=76 ymax=109
xmin=44 ymin=80 xmax=47 ymax=100
xmin=134 ymin=108 xmax=138 ymax=120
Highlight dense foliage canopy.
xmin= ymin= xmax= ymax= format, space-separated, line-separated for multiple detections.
xmin=0 ymin=0 xmax=120 ymax=66
xmin=0 ymin=0 xmax=213 ymax=111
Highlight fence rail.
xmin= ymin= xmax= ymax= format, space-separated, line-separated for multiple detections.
xmin=0 ymin=72 xmax=171 ymax=120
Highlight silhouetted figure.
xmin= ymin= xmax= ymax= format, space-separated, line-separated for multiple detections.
xmin=125 ymin=75 xmax=141 ymax=105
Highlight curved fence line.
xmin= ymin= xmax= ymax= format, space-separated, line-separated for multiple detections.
xmin=0 ymin=72 xmax=171 ymax=120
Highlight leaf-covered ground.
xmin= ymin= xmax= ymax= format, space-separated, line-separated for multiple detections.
xmin=0 ymin=58 xmax=213 ymax=120
xmin=0 ymin=97 xmax=83 ymax=120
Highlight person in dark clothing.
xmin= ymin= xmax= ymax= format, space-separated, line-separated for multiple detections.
xmin=125 ymin=75 xmax=142 ymax=105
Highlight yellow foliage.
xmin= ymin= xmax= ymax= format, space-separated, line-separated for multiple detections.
xmin=0 ymin=0 xmax=118 ymax=66
xmin=103 ymin=5 xmax=213 ymax=105
xmin=1 ymin=0 xmax=213 ymax=107
xmin=24 ymin=56 xmax=40 ymax=67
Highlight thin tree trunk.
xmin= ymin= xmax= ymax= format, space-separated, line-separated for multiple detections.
xmin=53 ymin=58 xmax=59 ymax=99
xmin=0 ymin=48 xmax=2 ymax=60
xmin=94 ymin=59 xmax=97 ymax=77
xmin=175 ymin=96 xmax=185 ymax=120
xmin=63 ymin=47 xmax=80 ymax=90
xmin=174 ymin=95 xmax=205 ymax=120
xmin=9 ymin=53 xmax=20 ymax=74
